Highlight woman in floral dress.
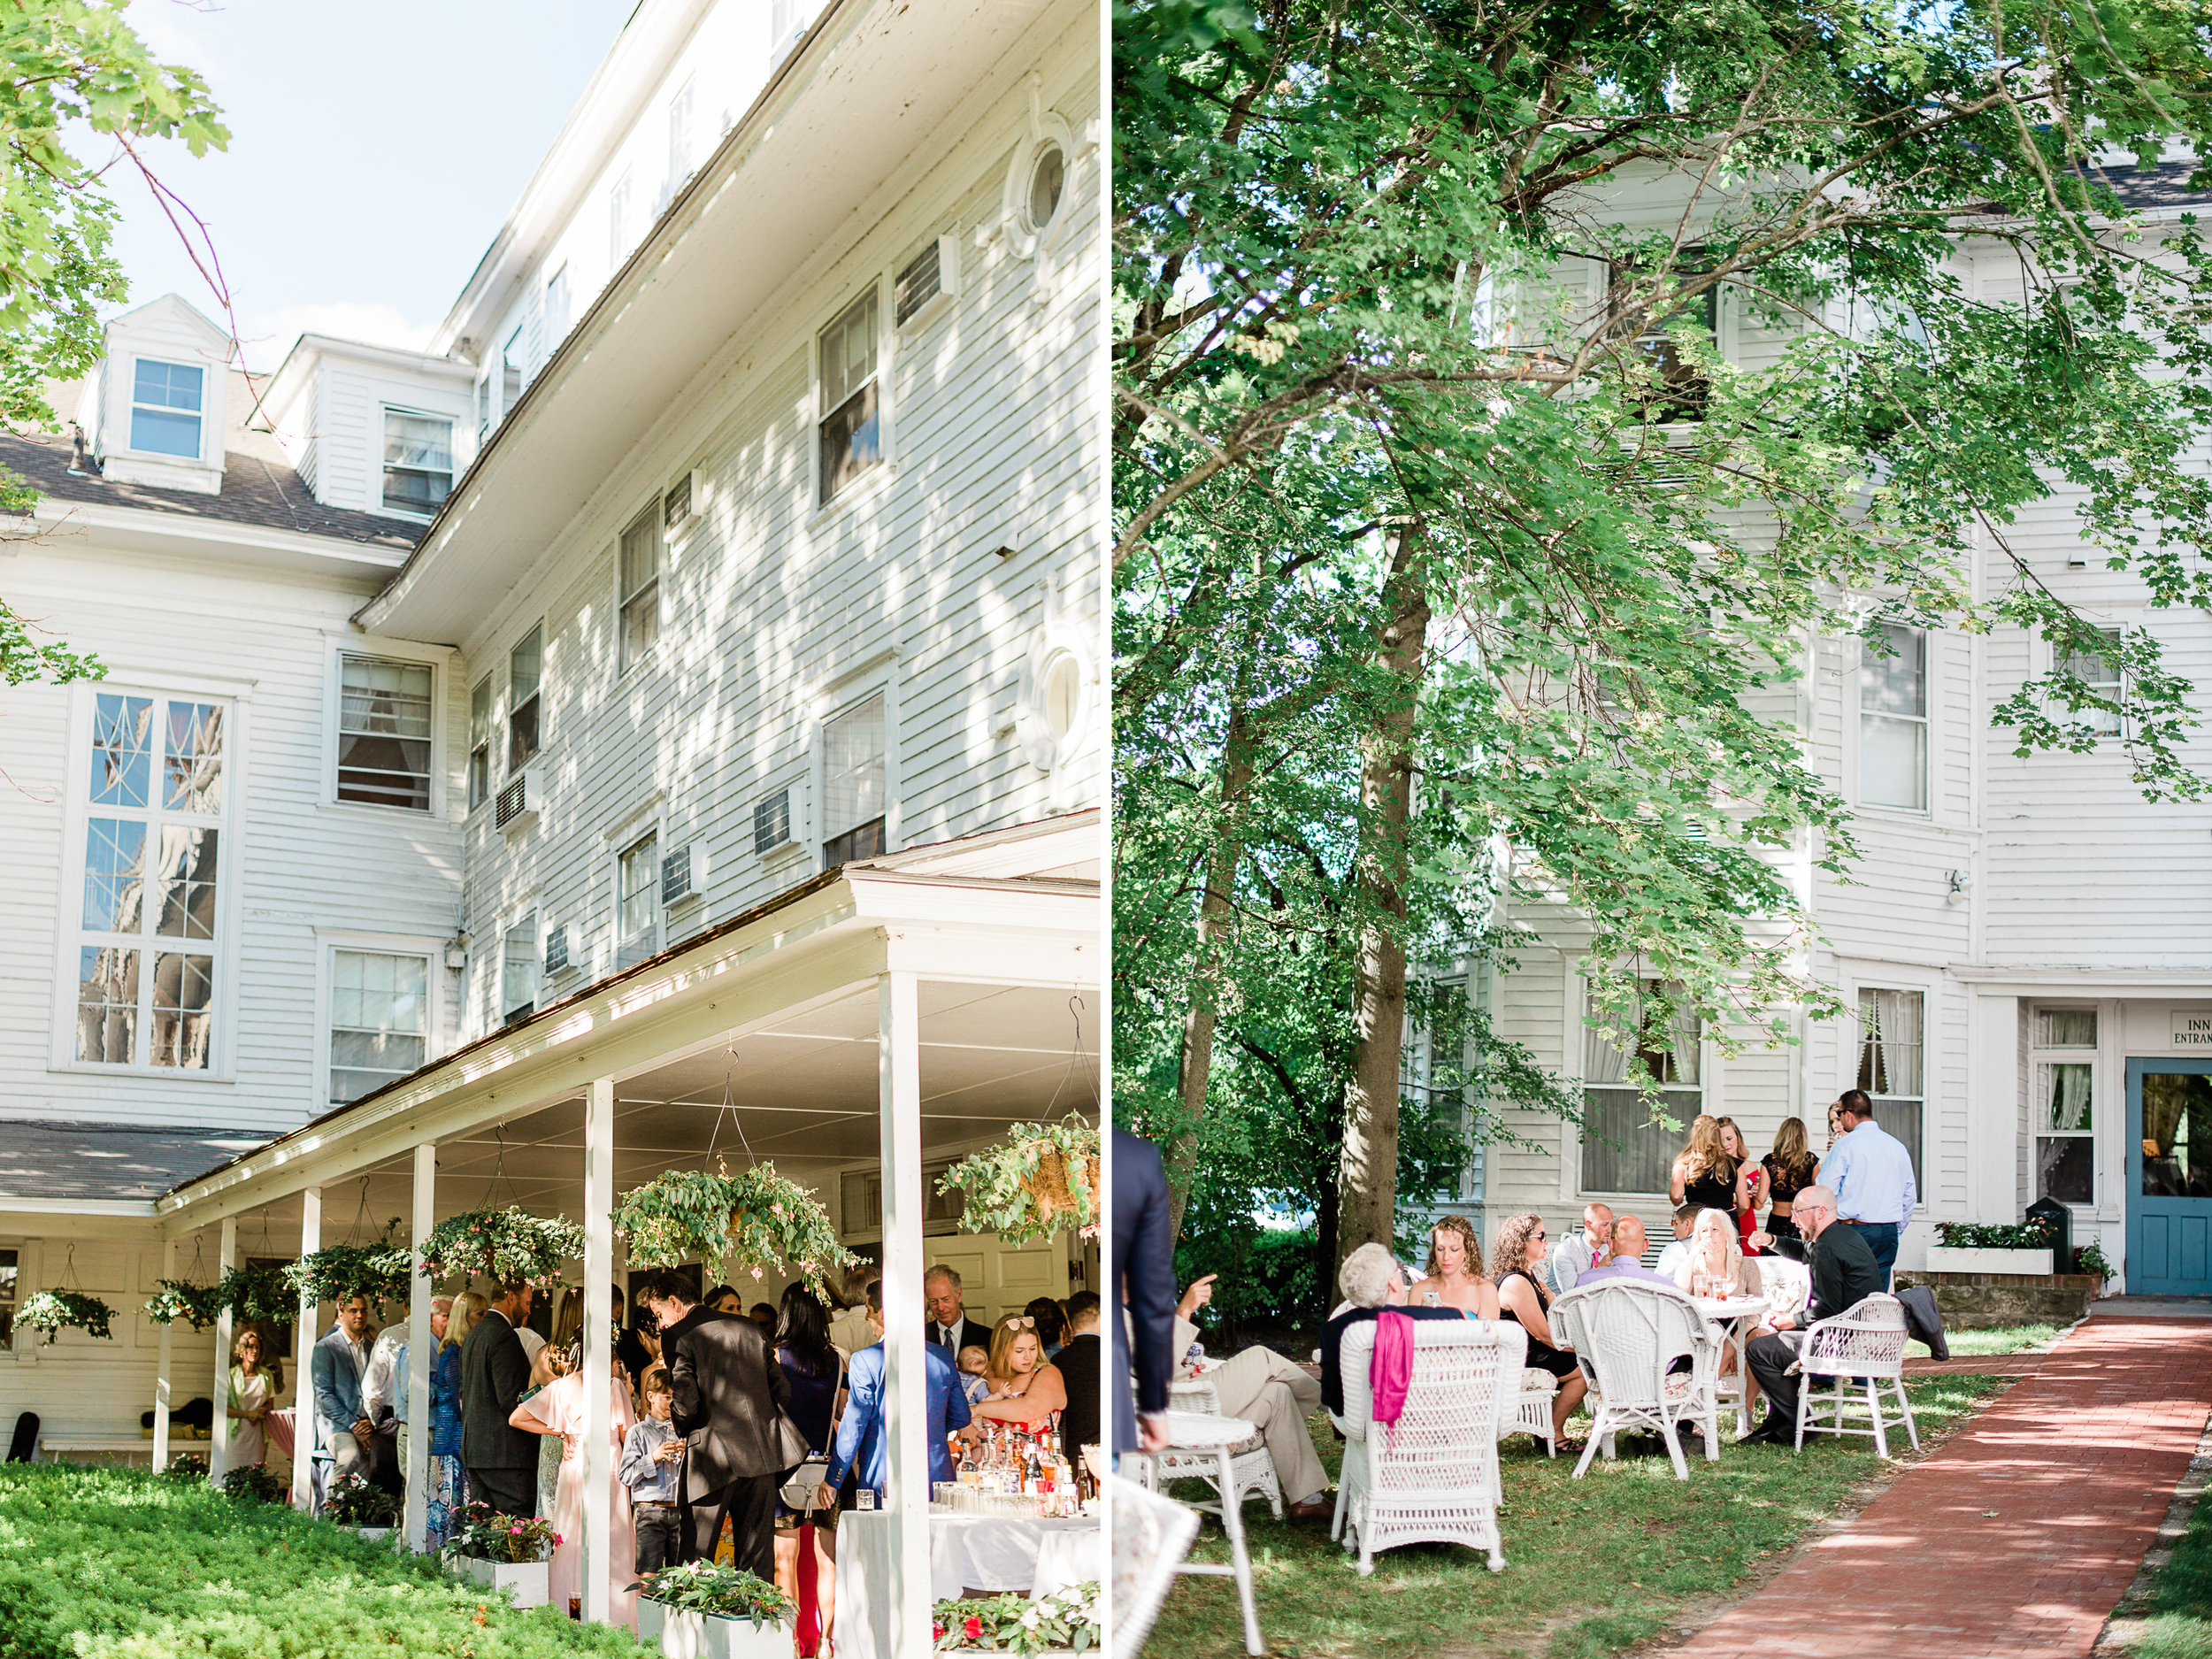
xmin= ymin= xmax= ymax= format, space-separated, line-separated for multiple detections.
xmin=427 ymin=1290 xmax=479 ymax=1546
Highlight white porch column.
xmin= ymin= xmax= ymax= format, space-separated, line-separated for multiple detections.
xmin=211 ymin=1217 xmax=236 ymax=1484
xmin=290 ymin=1187 xmax=322 ymax=1512
xmin=878 ymin=971 xmax=928 ymax=1659
xmin=152 ymin=1236 xmax=177 ymax=1471
xmin=582 ymin=1076 xmax=617 ymax=1625
xmin=404 ymin=1145 xmax=435 ymax=1551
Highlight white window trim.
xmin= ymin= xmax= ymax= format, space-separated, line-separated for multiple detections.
xmin=466 ymin=670 xmax=494 ymax=816
xmin=616 ymin=507 xmax=662 ymax=680
xmin=1840 ymin=965 xmax=1938 ymax=1215
xmin=321 ymin=636 xmax=450 ymax=818
xmin=1845 ymin=622 xmax=1937 ymax=820
xmin=611 ymin=819 xmax=667 ymax=972
xmin=808 ymin=270 xmax=896 ymax=526
xmin=2026 ymin=1000 xmax=2103 ymax=1215
xmin=1563 ymin=962 xmax=1721 ymax=1202
xmin=808 ymin=659 xmax=901 ymax=875
xmin=375 ymin=403 xmax=457 ymax=523
xmin=752 ymin=776 xmax=805 ymax=864
xmin=497 ymin=904 xmax=542 ymax=1027
xmin=2041 ymin=619 xmax=2132 ymax=741
xmin=313 ymin=931 xmax=445 ymax=1110
xmin=122 ymin=354 xmax=214 ymax=466
xmin=505 ymin=619 xmax=548 ymax=780
xmin=47 ymin=682 xmax=250 ymax=1081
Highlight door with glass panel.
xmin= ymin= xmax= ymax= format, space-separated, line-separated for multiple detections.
xmin=2126 ymin=1058 xmax=2212 ymax=1295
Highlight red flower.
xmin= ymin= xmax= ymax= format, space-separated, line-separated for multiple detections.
xmin=933 ymin=1624 xmax=946 ymax=1641
xmin=964 ymin=1615 xmax=982 ymax=1641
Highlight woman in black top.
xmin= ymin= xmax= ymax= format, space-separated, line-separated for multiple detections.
xmin=1671 ymin=1113 xmax=1750 ymax=1217
xmin=1759 ymin=1116 xmax=1820 ymax=1241
xmin=1491 ymin=1213 xmax=1587 ymax=1448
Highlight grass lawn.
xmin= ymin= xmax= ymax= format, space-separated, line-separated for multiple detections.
xmin=0 ymin=1463 xmax=637 ymax=1658
xmin=2105 ymin=1477 xmax=2212 ymax=1658
xmin=1927 ymin=1321 xmax=2066 ymax=1357
xmin=1148 ymin=1372 xmax=2015 ymax=1659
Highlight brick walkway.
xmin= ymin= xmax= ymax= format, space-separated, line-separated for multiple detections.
xmin=1681 ymin=1317 xmax=2212 ymax=1659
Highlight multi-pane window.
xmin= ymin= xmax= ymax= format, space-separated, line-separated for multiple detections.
xmin=131 ymin=359 xmax=205 ymax=457
xmin=2061 ymin=627 xmax=2124 ymax=737
xmin=74 ymin=691 xmax=227 ymax=1071
xmin=508 ymin=626 xmax=542 ymax=772
xmin=818 ymin=288 xmax=880 ymax=504
xmin=380 ymin=410 xmax=453 ymax=517
xmin=2032 ymin=1007 xmax=2096 ymax=1205
xmin=1856 ymin=987 xmax=1925 ymax=1195
xmin=823 ymin=695 xmax=887 ymax=864
xmin=618 ymin=511 xmax=660 ymax=671
xmin=336 ymin=656 xmax=433 ymax=811
xmin=0 ymin=1248 xmax=16 ymax=1350
xmin=617 ymin=833 xmax=660 ymax=968
xmin=501 ymin=915 xmax=540 ymax=1025
xmin=328 ymin=949 xmax=428 ymax=1104
xmin=468 ymin=674 xmax=493 ymax=810
xmin=1860 ymin=623 xmax=1928 ymax=811
xmin=544 ymin=265 xmax=572 ymax=349
xmin=1581 ymin=979 xmax=1701 ymax=1194
xmin=1609 ymin=260 xmax=1717 ymax=421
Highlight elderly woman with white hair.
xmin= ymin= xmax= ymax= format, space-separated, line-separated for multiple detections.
xmin=1318 ymin=1242 xmax=1464 ymax=1422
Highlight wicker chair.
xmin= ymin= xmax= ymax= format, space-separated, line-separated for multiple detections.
xmin=1507 ymin=1369 xmax=1560 ymax=1456
xmin=1130 ymin=1375 xmax=1286 ymax=1523
xmin=1105 ymin=1471 xmax=1203 ymax=1655
xmin=1788 ymin=1293 xmax=1919 ymax=1457
xmin=1338 ymin=1317 xmax=1524 ymax=1576
xmin=1550 ymin=1279 xmax=1721 ymax=1481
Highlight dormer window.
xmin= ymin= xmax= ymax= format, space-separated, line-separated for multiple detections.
xmin=131 ymin=359 xmax=204 ymax=458
xmin=381 ymin=410 xmax=453 ymax=517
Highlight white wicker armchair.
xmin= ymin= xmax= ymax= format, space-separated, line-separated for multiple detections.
xmin=1788 ymin=1293 xmax=1919 ymax=1456
xmin=1549 ymin=1279 xmax=1721 ymax=1481
xmin=1338 ymin=1316 xmax=1525 ymax=1576
xmin=1127 ymin=1376 xmax=1286 ymax=1522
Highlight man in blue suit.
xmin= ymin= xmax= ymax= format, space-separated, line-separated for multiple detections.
xmin=311 ymin=1294 xmax=378 ymax=1481
xmin=817 ymin=1277 xmax=971 ymax=1509
xmin=1113 ymin=1125 xmax=1176 ymax=1458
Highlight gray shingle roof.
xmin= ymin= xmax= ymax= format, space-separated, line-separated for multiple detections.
xmin=0 ymin=370 xmax=421 ymax=549
xmin=0 ymin=1119 xmax=264 ymax=1202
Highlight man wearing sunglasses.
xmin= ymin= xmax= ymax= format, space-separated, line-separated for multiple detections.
xmin=1740 ymin=1184 xmax=1884 ymax=1447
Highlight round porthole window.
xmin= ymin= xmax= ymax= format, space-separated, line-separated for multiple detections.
xmin=1026 ymin=142 xmax=1066 ymax=234
xmin=1043 ymin=650 xmax=1081 ymax=741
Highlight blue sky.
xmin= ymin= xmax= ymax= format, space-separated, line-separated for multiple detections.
xmin=107 ymin=0 xmax=633 ymax=368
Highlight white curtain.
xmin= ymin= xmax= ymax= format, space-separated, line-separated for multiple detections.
xmin=2046 ymin=1062 xmax=2093 ymax=1133
xmin=1861 ymin=988 xmax=1923 ymax=1096
xmin=1584 ymin=1013 xmax=1628 ymax=1085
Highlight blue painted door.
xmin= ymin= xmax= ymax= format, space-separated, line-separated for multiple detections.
xmin=2126 ymin=1058 xmax=2212 ymax=1294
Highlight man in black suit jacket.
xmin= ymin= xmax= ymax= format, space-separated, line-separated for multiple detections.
xmin=923 ymin=1265 xmax=993 ymax=1357
xmin=1053 ymin=1291 xmax=1103 ymax=1455
xmin=1112 ymin=1126 xmax=1176 ymax=1456
xmin=1742 ymin=1183 xmax=1886 ymax=1445
xmin=459 ymin=1280 xmax=540 ymax=1516
xmin=639 ymin=1270 xmax=792 ymax=1577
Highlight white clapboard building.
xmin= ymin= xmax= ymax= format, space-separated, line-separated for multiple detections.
xmin=0 ymin=2 xmax=1102 ymax=1615
xmin=1450 ymin=163 xmax=2212 ymax=1295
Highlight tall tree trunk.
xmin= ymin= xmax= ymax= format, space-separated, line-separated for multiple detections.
xmin=1337 ymin=538 xmax=1430 ymax=1277
xmin=1163 ymin=703 xmax=1256 ymax=1240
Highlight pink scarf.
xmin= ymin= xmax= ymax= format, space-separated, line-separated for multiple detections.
xmin=1371 ymin=1308 xmax=1414 ymax=1425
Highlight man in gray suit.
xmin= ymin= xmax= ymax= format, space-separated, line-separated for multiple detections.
xmin=311 ymin=1294 xmax=378 ymax=1481
xmin=638 ymin=1270 xmax=790 ymax=1577
xmin=459 ymin=1279 xmax=539 ymax=1515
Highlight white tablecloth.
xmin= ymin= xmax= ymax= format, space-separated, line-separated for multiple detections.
xmin=834 ymin=1509 xmax=1103 ymax=1659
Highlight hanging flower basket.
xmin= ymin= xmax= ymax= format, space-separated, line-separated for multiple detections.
xmin=419 ymin=1206 xmax=586 ymax=1286
xmin=17 ymin=1290 xmax=116 ymax=1344
xmin=219 ymin=1263 xmax=300 ymax=1325
xmin=937 ymin=1118 xmax=1101 ymax=1246
xmin=144 ymin=1279 xmax=227 ymax=1331
xmin=286 ymin=1221 xmax=412 ymax=1308
xmin=616 ymin=1164 xmax=855 ymax=1297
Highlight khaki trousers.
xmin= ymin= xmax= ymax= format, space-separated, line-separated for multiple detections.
xmin=1177 ymin=1324 xmax=1326 ymax=1507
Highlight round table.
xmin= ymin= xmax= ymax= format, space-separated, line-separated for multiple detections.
xmin=833 ymin=1508 xmax=1102 ymax=1659
xmin=1688 ymin=1294 xmax=1770 ymax=1435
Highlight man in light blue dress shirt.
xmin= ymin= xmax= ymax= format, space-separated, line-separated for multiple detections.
xmin=1820 ymin=1089 xmax=1917 ymax=1283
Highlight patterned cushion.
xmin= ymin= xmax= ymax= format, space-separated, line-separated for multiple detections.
xmin=1520 ymin=1369 xmax=1559 ymax=1394
xmin=1663 ymin=1372 xmax=1699 ymax=1402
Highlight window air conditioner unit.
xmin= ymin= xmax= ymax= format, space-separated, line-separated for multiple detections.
xmin=753 ymin=788 xmax=793 ymax=856
xmin=661 ymin=842 xmax=701 ymax=906
xmin=544 ymin=923 xmax=572 ymax=977
xmin=495 ymin=773 xmax=537 ymax=833
xmin=895 ymin=234 xmax=958 ymax=329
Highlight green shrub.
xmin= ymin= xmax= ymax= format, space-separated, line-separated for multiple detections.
xmin=0 ymin=1463 xmax=634 ymax=1657
xmin=218 ymin=1463 xmax=286 ymax=1505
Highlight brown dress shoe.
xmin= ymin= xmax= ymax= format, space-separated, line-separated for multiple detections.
xmin=1285 ymin=1495 xmax=1334 ymax=1521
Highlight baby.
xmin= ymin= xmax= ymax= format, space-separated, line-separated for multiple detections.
xmin=956 ymin=1343 xmax=991 ymax=1404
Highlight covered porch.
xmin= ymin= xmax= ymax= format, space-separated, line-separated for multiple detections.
xmin=152 ymin=813 xmax=1101 ymax=1654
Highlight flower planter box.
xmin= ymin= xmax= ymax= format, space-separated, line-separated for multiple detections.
xmin=444 ymin=1551 xmax=550 ymax=1610
xmin=637 ymin=1598 xmax=793 ymax=1659
xmin=1924 ymin=1245 xmax=2054 ymax=1276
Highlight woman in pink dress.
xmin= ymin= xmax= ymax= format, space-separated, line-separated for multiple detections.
xmin=511 ymin=1351 xmax=640 ymax=1630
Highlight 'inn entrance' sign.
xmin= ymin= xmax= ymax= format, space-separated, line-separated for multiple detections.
xmin=2175 ymin=1011 xmax=2212 ymax=1049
